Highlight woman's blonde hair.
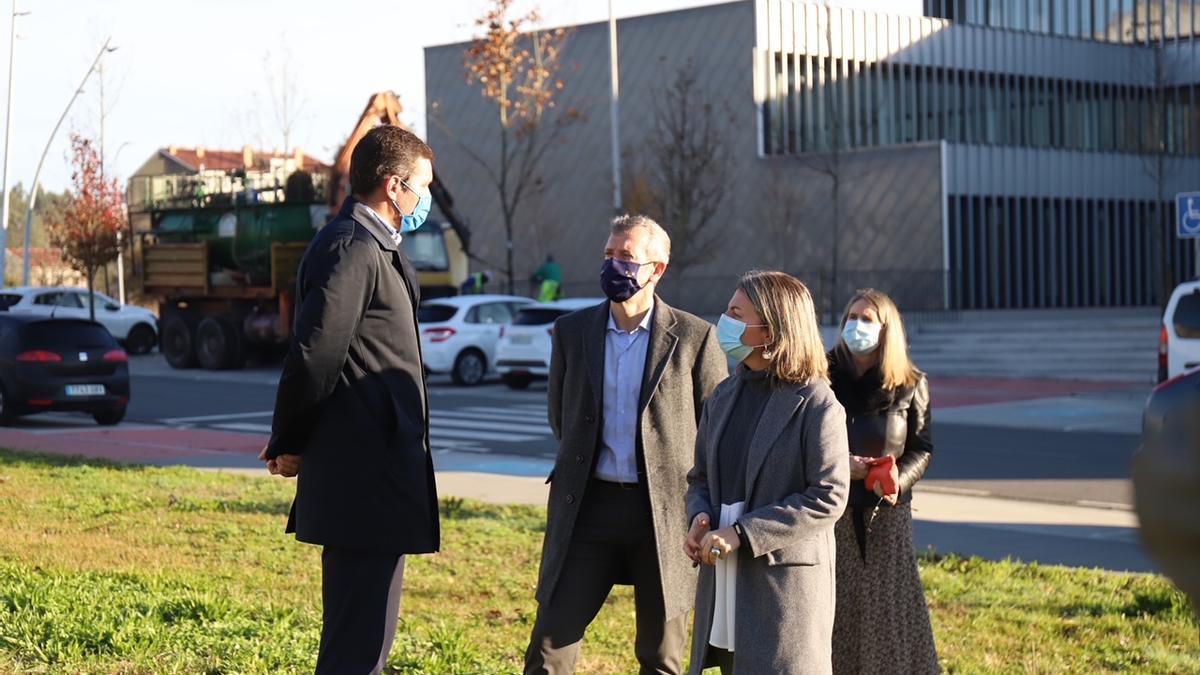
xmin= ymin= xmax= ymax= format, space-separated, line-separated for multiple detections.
xmin=837 ymin=288 xmax=919 ymax=390
xmin=737 ymin=270 xmax=828 ymax=384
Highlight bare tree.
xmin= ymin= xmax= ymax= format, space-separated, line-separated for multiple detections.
xmin=757 ymin=170 xmax=807 ymax=271
xmin=263 ymin=36 xmax=305 ymax=155
xmin=623 ymin=62 xmax=732 ymax=278
xmin=796 ymin=2 xmax=846 ymax=322
xmin=434 ymin=0 xmax=576 ymax=294
xmin=1134 ymin=37 xmax=1184 ymax=309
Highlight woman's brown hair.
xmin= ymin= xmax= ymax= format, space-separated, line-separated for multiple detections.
xmin=737 ymin=270 xmax=828 ymax=384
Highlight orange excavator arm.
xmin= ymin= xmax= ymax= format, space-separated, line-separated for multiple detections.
xmin=328 ymin=91 xmax=472 ymax=254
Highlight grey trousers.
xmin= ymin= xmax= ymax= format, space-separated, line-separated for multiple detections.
xmin=524 ymin=479 xmax=688 ymax=675
xmin=315 ymin=548 xmax=406 ymax=675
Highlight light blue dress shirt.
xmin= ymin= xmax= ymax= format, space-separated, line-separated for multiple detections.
xmin=594 ymin=302 xmax=655 ymax=483
xmin=364 ymin=204 xmax=404 ymax=246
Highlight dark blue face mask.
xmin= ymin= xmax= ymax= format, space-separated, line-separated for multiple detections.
xmin=600 ymin=258 xmax=651 ymax=303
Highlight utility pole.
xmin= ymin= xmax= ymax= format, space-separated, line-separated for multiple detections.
xmin=0 ymin=1 xmax=28 ymax=287
xmin=97 ymin=51 xmax=126 ymax=305
xmin=608 ymin=0 xmax=621 ymax=214
xmin=22 ymin=38 xmax=114 ymax=286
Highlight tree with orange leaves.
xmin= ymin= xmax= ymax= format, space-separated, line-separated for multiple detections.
xmin=441 ymin=0 xmax=575 ymax=294
xmin=48 ymin=133 xmax=126 ymax=321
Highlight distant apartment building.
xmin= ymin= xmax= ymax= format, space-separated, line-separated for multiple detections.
xmin=426 ymin=0 xmax=1200 ymax=314
xmin=127 ymin=145 xmax=329 ymax=231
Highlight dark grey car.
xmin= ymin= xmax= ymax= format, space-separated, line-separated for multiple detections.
xmin=0 ymin=315 xmax=131 ymax=426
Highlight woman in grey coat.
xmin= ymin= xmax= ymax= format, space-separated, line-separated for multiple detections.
xmin=684 ymin=271 xmax=850 ymax=675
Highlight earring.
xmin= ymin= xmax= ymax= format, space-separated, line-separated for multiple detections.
xmin=762 ymin=348 xmax=776 ymax=361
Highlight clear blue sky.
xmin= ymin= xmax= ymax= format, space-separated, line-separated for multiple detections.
xmin=0 ymin=0 xmax=745 ymax=196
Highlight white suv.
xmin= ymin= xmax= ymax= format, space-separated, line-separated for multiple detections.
xmin=0 ymin=286 xmax=159 ymax=355
xmin=1161 ymin=280 xmax=1200 ymax=383
xmin=495 ymin=298 xmax=606 ymax=389
xmin=418 ymin=294 xmax=535 ymax=386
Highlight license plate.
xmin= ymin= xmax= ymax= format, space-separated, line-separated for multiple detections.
xmin=65 ymin=384 xmax=105 ymax=397
xmin=511 ymin=335 xmax=533 ymax=345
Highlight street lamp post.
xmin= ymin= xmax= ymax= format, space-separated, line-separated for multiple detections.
xmin=0 ymin=1 xmax=29 ymax=287
xmin=21 ymin=37 xmax=114 ymax=287
xmin=608 ymin=0 xmax=621 ymax=214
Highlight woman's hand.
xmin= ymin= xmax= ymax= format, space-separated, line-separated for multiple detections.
xmin=698 ymin=526 xmax=740 ymax=566
xmin=849 ymin=455 xmax=870 ymax=480
xmin=684 ymin=513 xmax=711 ymax=563
xmin=872 ymin=461 xmax=900 ymax=505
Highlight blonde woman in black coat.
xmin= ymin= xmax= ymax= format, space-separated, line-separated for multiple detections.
xmin=828 ymin=288 xmax=938 ymax=674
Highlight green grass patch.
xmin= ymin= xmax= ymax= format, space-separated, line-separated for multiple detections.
xmin=0 ymin=449 xmax=1195 ymax=673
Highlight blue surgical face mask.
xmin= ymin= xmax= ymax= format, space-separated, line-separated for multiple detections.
xmin=717 ymin=314 xmax=769 ymax=363
xmin=842 ymin=319 xmax=882 ymax=355
xmin=391 ymin=179 xmax=431 ymax=234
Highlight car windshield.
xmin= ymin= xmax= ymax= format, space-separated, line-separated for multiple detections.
xmin=0 ymin=294 xmax=20 ymax=310
xmin=512 ymin=308 xmax=565 ymax=326
xmin=24 ymin=322 xmax=115 ymax=349
xmin=401 ymin=224 xmax=450 ymax=272
xmin=418 ymin=304 xmax=458 ymax=323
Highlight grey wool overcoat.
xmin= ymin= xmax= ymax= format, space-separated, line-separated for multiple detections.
xmin=685 ymin=375 xmax=851 ymax=675
xmin=535 ymin=298 xmax=729 ymax=620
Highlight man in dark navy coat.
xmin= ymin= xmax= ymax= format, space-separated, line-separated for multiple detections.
xmin=260 ymin=124 xmax=439 ymax=674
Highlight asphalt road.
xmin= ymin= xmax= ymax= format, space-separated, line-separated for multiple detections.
xmin=120 ymin=356 xmax=1140 ymax=507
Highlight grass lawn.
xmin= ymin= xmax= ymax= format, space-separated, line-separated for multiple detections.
xmin=0 ymin=449 xmax=1195 ymax=674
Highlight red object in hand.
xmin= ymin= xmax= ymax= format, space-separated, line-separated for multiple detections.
xmin=864 ymin=455 xmax=898 ymax=496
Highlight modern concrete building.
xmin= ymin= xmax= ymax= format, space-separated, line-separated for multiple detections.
xmin=425 ymin=0 xmax=1200 ymax=316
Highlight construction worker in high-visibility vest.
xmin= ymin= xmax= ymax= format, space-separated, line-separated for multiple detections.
xmin=460 ymin=270 xmax=493 ymax=295
xmin=530 ymin=254 xmax=562 ymax=302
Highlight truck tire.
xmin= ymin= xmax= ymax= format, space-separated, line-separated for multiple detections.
xmin=196 ymin=317 xmax=244 ymax=370
xmin=161 ymin=315 xmax=197 ymax=369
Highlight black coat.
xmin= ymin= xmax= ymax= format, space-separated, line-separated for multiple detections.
xmin=266 ymin=197 xmax=439 ymax=555
xmin=828 ymin=347 xmax=933 ymax=508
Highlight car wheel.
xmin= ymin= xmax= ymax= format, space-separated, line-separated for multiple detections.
xmin=196 ymin=317 xmax=244 ymax=370
xmin=93 ymin=408 xmax=126 ymax=426
xmin=125 ymin=323 xmax=157 ymax=356
xmin=503 ymin=373 xmax=533 ymax=390
xmin=161 ymin=315 xmax=197 ymax=369
xmin=451 ymin=349 xmax=487 ymax=386
xmin=0 ymin=384 xmax=14 ymax=426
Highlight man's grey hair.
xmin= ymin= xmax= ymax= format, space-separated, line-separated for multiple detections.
xmin=610 ymin=214 xmax=671 ymax=264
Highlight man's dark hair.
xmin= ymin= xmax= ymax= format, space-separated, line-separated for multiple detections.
xmin=349 ymin=125 xmax=434 ymax=197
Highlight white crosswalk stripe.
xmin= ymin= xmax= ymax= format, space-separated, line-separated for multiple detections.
xmin=173 ymin=401 xmax=554 ymax=453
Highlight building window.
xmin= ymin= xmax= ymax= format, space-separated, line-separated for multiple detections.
xmin=764 ymin=52 xmax=1199 ymax=157
xmin=947 ymin=194 xmax=1195 ymax=309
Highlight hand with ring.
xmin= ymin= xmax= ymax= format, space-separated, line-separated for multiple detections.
xmin=699 ymin=526 xmax=740 ymax=566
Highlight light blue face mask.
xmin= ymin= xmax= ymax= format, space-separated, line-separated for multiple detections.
xmin=391 ymin=179 xmax=431 ymax=234
xmin=717 ymin=314 xmax=769 ymax=363
xmin=842 ymin=319 xmax=882 ymax=354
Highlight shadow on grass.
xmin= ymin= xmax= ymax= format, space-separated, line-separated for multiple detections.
xmin=169 ymin=497 xmax=293 ymax=517
xmin=0 ymin=447 xmax=151 ymax=471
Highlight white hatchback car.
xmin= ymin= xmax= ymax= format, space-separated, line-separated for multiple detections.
xmin=495 ymin=298 xmax=606 ymax=389
xmin=418 ymin=294 xmax=535 ymax=386
xmin=0 ymin=286 xmax=159 ymax=355
xmin=1161 ymin=280 xmax=1200 ymax=383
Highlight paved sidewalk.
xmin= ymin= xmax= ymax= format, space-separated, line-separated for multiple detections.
xmin=428 ymin=463 xmax=1152 ymax=573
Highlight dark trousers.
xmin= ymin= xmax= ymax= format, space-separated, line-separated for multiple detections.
xmin=316 ymin=547 xmax=406 ymax=675
xmin=707 ymin=646 xmax=735 ymax=674
xmin=524 ymin=479 xmax=688 ymax=675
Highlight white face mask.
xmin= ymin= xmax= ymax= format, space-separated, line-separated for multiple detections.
xmin=842 ymin=319 xmax=882 ymax=354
